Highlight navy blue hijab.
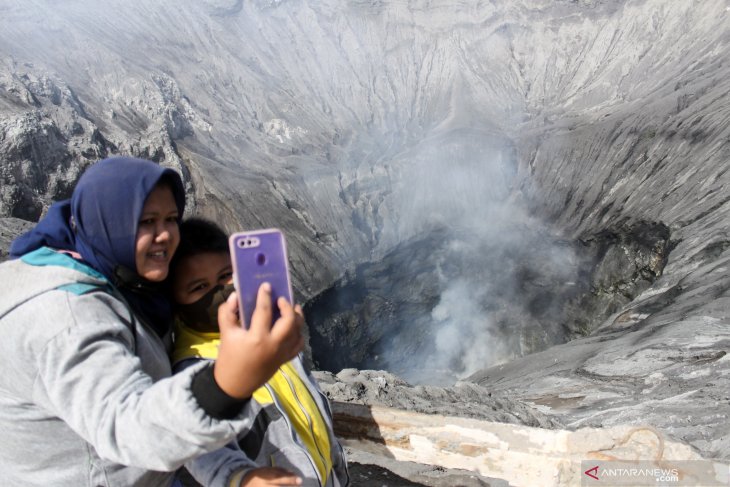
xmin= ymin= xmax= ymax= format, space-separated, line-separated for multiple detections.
xmin=11 ymin=156 xmax=186 ymax=334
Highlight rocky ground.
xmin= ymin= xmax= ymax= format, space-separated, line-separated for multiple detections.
xmin=0 ymin=217 xmax=32 ymax=259
xmin=343 ymin=454 xmax=501 ymax=487
xmin=179 ymin=457 xmax=500 ymax=487
xmin=313 ymin=369 xmax=561 ymax=429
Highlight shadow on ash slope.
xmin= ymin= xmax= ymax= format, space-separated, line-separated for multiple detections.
xmin=0 ymin=0 xmax=729 ymax=460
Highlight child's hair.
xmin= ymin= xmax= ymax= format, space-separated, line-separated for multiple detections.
xmin=170 ymin=217 xmax=229 ymax=272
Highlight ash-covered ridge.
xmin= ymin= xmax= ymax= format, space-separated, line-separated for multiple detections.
xmin=1 ymin=0 xmax=729 ymax=462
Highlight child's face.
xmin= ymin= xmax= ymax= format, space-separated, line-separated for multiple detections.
xmin=172 ymin=251 xmax=233 ymax=305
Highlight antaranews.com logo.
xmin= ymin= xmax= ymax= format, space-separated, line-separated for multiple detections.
xmin=580 ymin=461 xmax=729 ymax=486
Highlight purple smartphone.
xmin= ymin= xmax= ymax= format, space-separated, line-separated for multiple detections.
xmin=229 ymin=228 xmax=294 ymax=329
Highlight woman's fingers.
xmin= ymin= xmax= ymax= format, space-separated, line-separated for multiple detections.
xmin=249 ymin=285 xmax=302 ymax=357
xmin=241 ymin=467 xmax=302 ymax=486
xmin=270 ymin=297 xmax=304 ymax=358
xmin=262 ymin=470 xmax=302 ymax=486
xmin=268 ymin=474 xmax=302 ymax=486
xmin=277 ymin=296 xmax=295 ymax=321
xmin=249 ymin=282 xmax=273 ymax=332
xmin=272 ymin=297 xmax=297 ymax=336
xmin=217 ymin=292 xmax=239 ymax=333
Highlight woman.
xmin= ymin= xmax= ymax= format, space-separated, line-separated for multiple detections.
xmin=0 ymin=157 xmax=304 ymax=487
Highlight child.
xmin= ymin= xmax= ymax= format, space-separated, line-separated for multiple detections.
xmin=169 ymin=218 xmax=350 ymax=487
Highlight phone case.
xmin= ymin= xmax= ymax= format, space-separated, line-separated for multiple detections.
xmin=229 ymin=228 xmax=294 ymax=328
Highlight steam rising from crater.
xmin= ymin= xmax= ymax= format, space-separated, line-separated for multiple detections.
xmin=306 ymin=128 xmax=587 ymax=385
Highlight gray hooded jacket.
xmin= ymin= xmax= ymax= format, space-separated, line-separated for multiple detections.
xmin=0 ymin=248 xmax=253 ymax=486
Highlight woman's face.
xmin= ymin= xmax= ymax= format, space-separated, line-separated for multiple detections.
xmin=135 ymin=184 xmax=180 ymax=281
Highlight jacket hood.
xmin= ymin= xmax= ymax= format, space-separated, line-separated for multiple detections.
xmin=0 ymin=248 xmax=109 ymax=320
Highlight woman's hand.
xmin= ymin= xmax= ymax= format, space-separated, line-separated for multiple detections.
xmin=240 ymin=467 xmax=303 ymax=486
xmin=213 ymin=283 xmax=305 ymax=399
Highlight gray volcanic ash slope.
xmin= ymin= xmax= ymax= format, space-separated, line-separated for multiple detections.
xmin=1 ymin=0 xmax=729 ymax=463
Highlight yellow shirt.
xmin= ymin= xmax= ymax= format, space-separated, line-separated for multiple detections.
xmin=171 ymin=322 xmax=221 ymax=365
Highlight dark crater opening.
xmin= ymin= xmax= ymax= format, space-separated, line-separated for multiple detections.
xmin=304 ymin=220 xmax=671 ymax=385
